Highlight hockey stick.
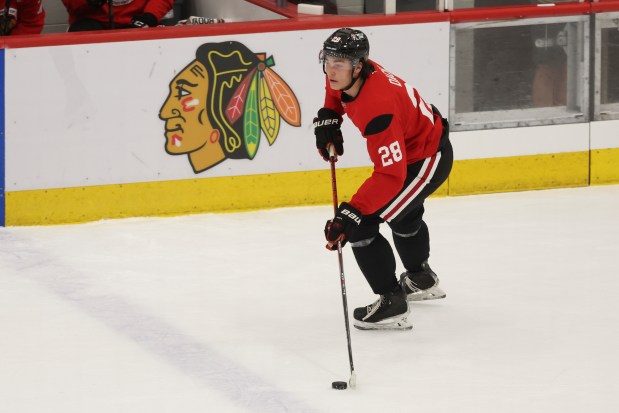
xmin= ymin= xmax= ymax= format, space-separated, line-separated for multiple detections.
xmin=107 ymin=0 xmax=114 ymax=29
xmin=1 ymin=0 xmax=12 ymax=36
xmin=328 ymin=144 xmax=357 ymax=389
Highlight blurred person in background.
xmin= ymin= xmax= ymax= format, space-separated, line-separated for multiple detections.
xmin=0 ymin=0 xmax=45 ymax=35
xmin=62 ymin=0 xmax=173 ymax=31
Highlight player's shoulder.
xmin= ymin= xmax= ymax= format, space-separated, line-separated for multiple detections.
xmin=354 ymin=86 xmax=397 ymax=136
xmin=357 ymin=73 xmax=398 ymax=113
xmin=363 ymin=65 xmax=405 ymax=100
xmin=369 ymin=62 xmax=406 ymax=86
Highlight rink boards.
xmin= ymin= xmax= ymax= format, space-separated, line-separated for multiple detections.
xmin=0 ymin=20 xmax=618 ymax=226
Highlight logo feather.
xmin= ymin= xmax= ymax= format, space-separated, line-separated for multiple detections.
xmin=264 ymin=68 xmax=301 ymax=127
xmin=243 ymin=73 xmax=261 ymax=159
xmin=225 ymin=68 xmax=255 ymax=124
xmin=258 ymin=73 xmax=281 ymax=145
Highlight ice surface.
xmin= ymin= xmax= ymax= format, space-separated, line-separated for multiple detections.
xmin=1 ymin=185 xmax=618 ymax=413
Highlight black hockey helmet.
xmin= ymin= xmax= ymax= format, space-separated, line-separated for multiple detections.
xmin=321 ymin=28 xmax=370 ymax=65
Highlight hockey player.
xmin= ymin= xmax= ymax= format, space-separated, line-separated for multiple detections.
xmin=314 ymin=28 xmax=453 ymax=330
xmin=0 ymin=0 xmax=45 ymax=36
xmin=62 ymin=0 xmax=172 ymax=31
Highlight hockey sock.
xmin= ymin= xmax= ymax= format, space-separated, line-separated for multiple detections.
xmin=393 ymin=220 xmax=430 ymax=273
xmin=352 ymin=233 xmax=398 ymax=295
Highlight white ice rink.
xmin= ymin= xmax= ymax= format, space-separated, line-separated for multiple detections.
xmin=1 ymin=185 xmax=618 ymax=413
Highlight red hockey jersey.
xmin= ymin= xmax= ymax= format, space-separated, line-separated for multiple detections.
xmin=1 ymin=0 xmax=45 ymax=35
xmin=323 ymin=60 xmax=444 ymax=216
xmin=62 ymin=0 xmax=172 ymax=27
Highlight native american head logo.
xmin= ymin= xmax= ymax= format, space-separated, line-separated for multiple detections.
xmin=159 ymin=41 xmax=301 ymax=173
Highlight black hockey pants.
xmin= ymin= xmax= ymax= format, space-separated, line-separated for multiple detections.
xmin=348 ymin=115 xmax=453 ymax=295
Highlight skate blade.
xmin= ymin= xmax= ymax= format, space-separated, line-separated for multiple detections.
xmin=407 ymin=285 xmax=446 ymax=302
xmin=353 ymin=316 xmax=413 ymax=331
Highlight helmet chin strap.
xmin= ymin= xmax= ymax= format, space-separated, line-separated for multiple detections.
xmin=341 ymin=73 xmax=359 ymax=92
xmin=341 ymin=66 xmax=362 ymax=92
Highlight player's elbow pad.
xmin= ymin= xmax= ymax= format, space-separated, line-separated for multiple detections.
xmin=364 ymin=114 xmax=393 ymax=136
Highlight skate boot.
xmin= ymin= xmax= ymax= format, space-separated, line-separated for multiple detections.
xmin=400 ymin=261 xmax=446 ymax=302
xmin=353 ymin=286 xmax=412 ymax=330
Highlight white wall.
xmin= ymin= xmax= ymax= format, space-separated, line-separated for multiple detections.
xmin=4 ymin=22 xmax=449 ymax=191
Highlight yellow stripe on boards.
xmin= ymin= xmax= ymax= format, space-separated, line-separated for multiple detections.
xmin=591 ymin=148 xmax=619 ymax=185
xmin=7 ymin=151 xmax=598 ymax=226
xmin=5 ymin=168 xmax=372 ymax=226
xmin=449 ymin=151 xmax=590 ymax=196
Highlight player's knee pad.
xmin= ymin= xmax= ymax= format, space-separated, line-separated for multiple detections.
xmin=392 ymin=226 xmax=421 ymax=239
xmin=349 ymin=219 xmax=380 ymax=247
xmin=390 ymin=219 xmax=424 ymax=239
xmin=350 ymin=236 xmax=376 ymax=248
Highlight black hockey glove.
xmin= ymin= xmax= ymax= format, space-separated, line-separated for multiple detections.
xmin=86 ymin=0 xmax=106 ymax=9
xmin=0 ymin=12 xmax=16 ymax=35
xmin=130 ymin=13 xmax=158 ymax=28
xmin=324 ymin=202 xmax=362 ymax=250
xmin=313 ymin=108 xmax=343 ymax=161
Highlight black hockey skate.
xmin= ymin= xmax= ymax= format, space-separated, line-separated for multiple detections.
xmin=353 ymin=286 xmax=412 ymax=330
xmin=400 ymin=261 xmax=446 ymax=302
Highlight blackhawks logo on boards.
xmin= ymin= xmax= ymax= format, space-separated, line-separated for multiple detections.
xmin=160 ymin=41 xmax=301 ymax=173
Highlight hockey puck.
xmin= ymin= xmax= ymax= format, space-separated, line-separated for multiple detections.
xmin=331 ymin=381 xmax=347 ymax=390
